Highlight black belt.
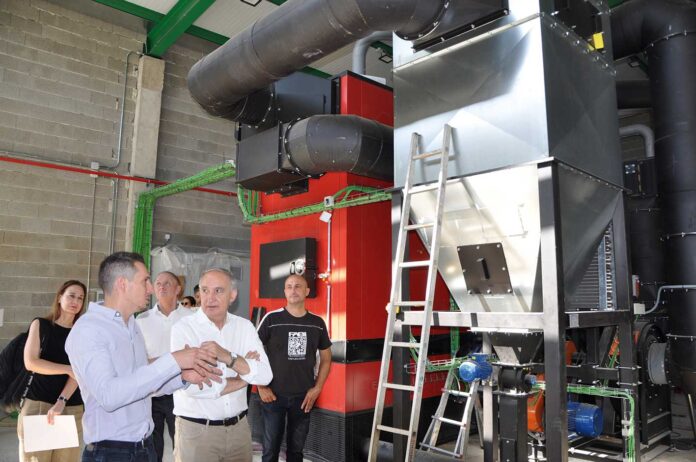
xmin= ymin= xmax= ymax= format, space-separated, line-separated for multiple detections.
xmin=90 ymin=433 xmax=153 ymax=450
xmin=179 ymin=410 xmax=247 ymax=427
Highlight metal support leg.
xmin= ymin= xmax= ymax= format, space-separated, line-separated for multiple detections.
xmin=618 ymin=319 xmax=641 ymax=462
xmin=499 ymin=394 xmax=527 ymax=462
xmin=614 ymin=193 xmax=642 ymax=462
xmin=539 ymin=163 xmax=569 ymax=461
xmin=482 ymin=333 xmax=499 ymax=462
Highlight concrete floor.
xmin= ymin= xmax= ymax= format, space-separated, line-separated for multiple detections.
xmin=0 ymin=415 xmax=693 ymax=462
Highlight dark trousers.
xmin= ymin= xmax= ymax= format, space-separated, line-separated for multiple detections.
xmin=261 ymin=394 xmax=311 ymax=462
xmin=151 ymin=394 xmax=175 ymax=462
xmin=82 ymin=435 xmax=156 ymax=462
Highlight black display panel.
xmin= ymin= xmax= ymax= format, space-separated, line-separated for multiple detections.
xmin=259 ymin=238 xmax=317 ymax=298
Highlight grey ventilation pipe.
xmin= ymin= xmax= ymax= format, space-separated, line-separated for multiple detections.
xmin=352 ymin=31 xmax=393 ymax=75
xmin=619 ymin=124 xmax=654 ymax=159
xmin=612 ymin=0 xmax=696 ymax=398
xmin=285 ymin=115 xmax=393 ymax=180
xmin=187 ymin=0 xmax=447 ymax=122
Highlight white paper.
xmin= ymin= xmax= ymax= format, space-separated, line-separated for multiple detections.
xmin=23 ymin=415 xmax=79 ymax=452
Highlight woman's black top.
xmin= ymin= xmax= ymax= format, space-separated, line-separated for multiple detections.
xmin=26 ymin=318 xmax=83 ymax=406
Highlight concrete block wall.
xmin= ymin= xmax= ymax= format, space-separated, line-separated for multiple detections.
xmin=153 ymin=39 xmax=248 ymax=255
xmin=0 ymin=0 xmax=248 ymax=346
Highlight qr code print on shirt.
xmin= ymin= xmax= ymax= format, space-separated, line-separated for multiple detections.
xmin=288 ymin=331 xmax=307 ymax=359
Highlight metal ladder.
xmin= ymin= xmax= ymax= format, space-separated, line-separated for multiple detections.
xmin=368 ymin=125 xmax=452 ymax=462
xmin=420 ymin=374 xmax=483 ymax=459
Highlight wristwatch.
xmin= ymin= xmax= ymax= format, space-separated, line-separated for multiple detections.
xmin=227 ymin=353 xmax=238 ymax=369
xmin=57 ymin=396 xmax=68 ymax=403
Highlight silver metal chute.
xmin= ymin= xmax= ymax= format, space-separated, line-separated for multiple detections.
xmin=409 ymin=163 xmax=622 ymax=315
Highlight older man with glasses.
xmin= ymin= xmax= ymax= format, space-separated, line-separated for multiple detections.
xmin=136 ymin=271 xmax=194 ymax=462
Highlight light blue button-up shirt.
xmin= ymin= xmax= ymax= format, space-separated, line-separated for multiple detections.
xmin=66 ymin=302 xmax=184 ymax=444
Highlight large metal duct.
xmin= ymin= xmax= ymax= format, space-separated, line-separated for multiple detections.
xmin=612 ymin=0 xmax=696 ymax=397
xmin=285 ymin=115 xmax=393 ymax=180
xmin=187 ymin=0 xmax=447 ymax=122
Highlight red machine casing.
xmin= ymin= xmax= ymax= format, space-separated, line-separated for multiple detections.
xmin=249 ymin=73 xmax=451 ymax=414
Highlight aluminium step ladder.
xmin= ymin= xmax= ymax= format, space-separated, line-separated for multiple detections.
xmin=420 ymin=374 xmax=483 ymax=459
xmin=368 ymin=125 xmax=453 ymax=462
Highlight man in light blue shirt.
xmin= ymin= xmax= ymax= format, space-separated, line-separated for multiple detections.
xmin=66 ymin=252 xmax=222 ymax=462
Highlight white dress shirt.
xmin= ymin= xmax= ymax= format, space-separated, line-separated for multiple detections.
xmin=66 ymin=302 xmax=184 ymax=444
xmin=171 ymin=309 xmax=273 ymax=420
xmin=136 ymin=304 xmax=193 ymax=359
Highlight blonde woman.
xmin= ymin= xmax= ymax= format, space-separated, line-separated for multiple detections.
xmin=19 ymin=280 xmax=86 ymax=462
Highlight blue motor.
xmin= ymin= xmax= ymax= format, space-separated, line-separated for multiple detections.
xmin=458 ymin=353 xmax=493 ymax=383
xmin=567 ymin=401 xmax=603 ymax=438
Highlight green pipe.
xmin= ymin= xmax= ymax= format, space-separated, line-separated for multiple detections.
xmin=535 ymin=382 xmax=637 ymax=461
xmin=237 ymin=184 xmax=392 ymax=224
xmin=132 ymin=161 xmax=236 ymax=268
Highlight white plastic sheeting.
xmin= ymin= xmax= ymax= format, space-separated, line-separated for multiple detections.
xmin=150 ymin=246 xmax=251 ymax=319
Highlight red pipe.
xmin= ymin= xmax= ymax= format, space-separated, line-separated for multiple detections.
xmin=0 ymin=154 xmax=236 ymax=197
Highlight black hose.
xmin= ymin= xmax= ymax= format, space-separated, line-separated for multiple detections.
xmin=285 ymin=115 xmax=393 ymax=180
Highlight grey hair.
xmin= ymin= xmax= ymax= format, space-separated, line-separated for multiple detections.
xmin=200 ymin=267 xmax=238 ymax=290
xmin=99 ymin=252 xmax=145 ymax=295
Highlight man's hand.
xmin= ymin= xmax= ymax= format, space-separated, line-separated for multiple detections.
xmin=47 ymin=400 xmax=65 ymax=425
xmin=182 ymin=368 xmax=222 ymax=389
xmin=245 ymin=350 xmax=260 ymax=361
xmin=172 ymin=344 xmax=219 ymax=378
xmin=200 ymin=341 xmax=233 ymax=365
xmin=258 ymin=385 xmax=276 ymax=403
xmin=301 ymin=386 xmax=322 ymax=413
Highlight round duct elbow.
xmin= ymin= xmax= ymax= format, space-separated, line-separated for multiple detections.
xmin=284 ymin=115 xmax=393 ymax=181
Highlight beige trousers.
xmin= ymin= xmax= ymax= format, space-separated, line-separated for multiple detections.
xmin=174 ymin=416 xmax=252 ymax=462
xmin=18 ymin=398 xmax=84 ymax=462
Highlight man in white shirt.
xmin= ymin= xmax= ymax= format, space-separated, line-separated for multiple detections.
xmin=66 ymin=252 xmax=222 ymax=462
xmin=171 ymin=268 xmax=273 ymax=462
xmin=136 ymin=271 xmax=193 ymax=462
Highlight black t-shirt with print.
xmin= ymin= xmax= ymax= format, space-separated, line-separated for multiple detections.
xmin=257 ymin=308 xmax=332 ymax=396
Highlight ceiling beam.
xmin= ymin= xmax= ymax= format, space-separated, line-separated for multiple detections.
xmin=94 ymin=0 xmax=228 ymax=46
xmin=146 ymin=0 xmax=216 ymax=57
xmin=93 ymin=0 xmax=332 ymax=77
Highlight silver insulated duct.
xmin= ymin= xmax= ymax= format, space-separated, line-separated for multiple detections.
xmin=392 ymin=0 xmax=623 ymax=319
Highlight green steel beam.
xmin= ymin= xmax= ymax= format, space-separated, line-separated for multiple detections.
xmin=608 ymin=0 xmax=625 ymax=7
xmin=187 ymin=25 xmax=228 ymax=45
xmin=93 ymin=0 xmax=333 ymax=75
xmin=146 ymin=0 xmax=216 ymax=57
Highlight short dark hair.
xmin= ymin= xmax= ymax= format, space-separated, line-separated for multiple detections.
xmin=99 ymin=252 xmax=145 ymax=295
xmin=193 ymin=284 xmax=200 ymax=294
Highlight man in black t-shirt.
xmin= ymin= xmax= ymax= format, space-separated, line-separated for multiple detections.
xmin=257 ymin=274 xmax=332 ymax=462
